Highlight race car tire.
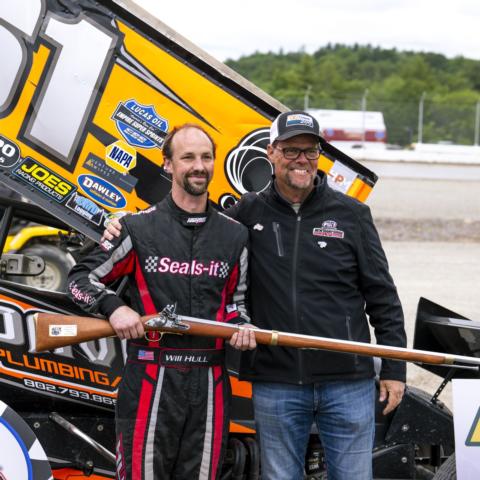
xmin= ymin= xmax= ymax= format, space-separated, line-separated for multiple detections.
xmin=16 ymin=245 xmax=74 ymax=292
xmin=433 ymin=453 xmax=456 ymax=480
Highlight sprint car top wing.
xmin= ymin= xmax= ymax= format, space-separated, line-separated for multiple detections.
xmin=0 ymin=0 xmax=376 ymax=242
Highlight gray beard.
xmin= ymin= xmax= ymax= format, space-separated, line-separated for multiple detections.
xmin=285 ymin=172 xmax=313 ymax=191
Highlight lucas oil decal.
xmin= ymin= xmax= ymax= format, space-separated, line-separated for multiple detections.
xmin=78 ymin=174 xmax=127 ymax=209
xmin=13 ymin=158 xmax=75 ymax=202
xmin=112 ymin=99 xmax=169 ymax=149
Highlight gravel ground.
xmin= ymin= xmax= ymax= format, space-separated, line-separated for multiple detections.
xmin=363 ymin=173 xmax=480 ymax=409
xmin=377 ymin=218 xmax=480 ymax=242
xmin=382 ymin=241 xmax=480 ymax=409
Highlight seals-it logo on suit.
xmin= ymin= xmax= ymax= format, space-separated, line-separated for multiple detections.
xmin=145 ymin=256 xmax=230 ymax=278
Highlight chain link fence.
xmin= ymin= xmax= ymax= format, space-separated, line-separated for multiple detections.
xmin=277 ymin=94 xmax=480 ymax=147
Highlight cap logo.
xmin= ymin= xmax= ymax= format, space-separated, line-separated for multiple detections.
xmin=286 ymin=114 xmax=313 ymax=128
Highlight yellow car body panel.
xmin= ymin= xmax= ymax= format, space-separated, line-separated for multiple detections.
xmin=4 ymin=226 xmax=67 ymax=253
xmin=0 ymin=0 xmax=376 ymax=244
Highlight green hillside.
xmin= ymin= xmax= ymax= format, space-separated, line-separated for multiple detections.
xmin=226 ymin=44 xmax=480 ymax=146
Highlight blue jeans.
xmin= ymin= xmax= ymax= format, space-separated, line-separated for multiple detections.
xmin=252 ymin=379 xmax=375 ymax=480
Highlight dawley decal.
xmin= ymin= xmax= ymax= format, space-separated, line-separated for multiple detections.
xmin=13 ymin=158 xmax=75 ymax=202
xmin=112 ymin=99 xmax=169 ymax=149
xmin=313 ymin=220 xmax=345 ymax=239
xmin=78 ymin=174 xmax=126 ymax=209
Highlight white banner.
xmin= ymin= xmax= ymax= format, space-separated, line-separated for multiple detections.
xmin=452 ymin=379 xmax=480 ymax=479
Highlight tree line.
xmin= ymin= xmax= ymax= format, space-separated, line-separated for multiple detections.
xmin=226 ymin=44 xmax=480 ymax=146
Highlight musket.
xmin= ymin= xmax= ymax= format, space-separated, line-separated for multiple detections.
xmin=34 ymin=305 xmax=480 ymax=370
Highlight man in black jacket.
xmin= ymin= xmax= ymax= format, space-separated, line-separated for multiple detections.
xmin=103 ymin=112 xmax=406 ymax=480
xmin=227 ymin=111 xmax=406 ymax=480
xmin=69 ymin=124 xmax=256 ymax=480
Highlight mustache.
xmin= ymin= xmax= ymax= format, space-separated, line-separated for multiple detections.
xmin=186 ymin=170 xmax=209 ymax=178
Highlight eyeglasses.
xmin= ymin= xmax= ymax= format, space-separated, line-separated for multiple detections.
xmin=273 ymin=146 xmax=321 ymax=160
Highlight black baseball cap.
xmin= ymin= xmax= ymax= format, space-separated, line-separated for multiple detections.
xmin=270 ymin=110 xmax=322 ymax=144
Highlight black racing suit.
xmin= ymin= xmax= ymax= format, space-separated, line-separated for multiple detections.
xmin=226 ymin=172 xmax=406 ymax=384
xmin=68 ymin=195 xmax=249 ymax=480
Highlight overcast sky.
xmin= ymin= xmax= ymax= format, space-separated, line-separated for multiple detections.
xmin=133 ymin=0 xmax=479 ymax=62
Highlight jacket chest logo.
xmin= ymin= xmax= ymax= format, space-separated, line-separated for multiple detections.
xmin=144 ymin=256 xmax=230 ymax=278
xmin=313 ymin=220 xmax=345 ymax=239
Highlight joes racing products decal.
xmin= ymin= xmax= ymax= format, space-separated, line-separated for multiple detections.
xmin=13 ymin=158 xmax=75 ymax=202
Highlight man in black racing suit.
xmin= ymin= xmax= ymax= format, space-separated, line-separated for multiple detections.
xmin=68 ymin=124 xmax=255 ymax=480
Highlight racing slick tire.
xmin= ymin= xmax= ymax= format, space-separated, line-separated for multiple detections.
xmin=15 ymin=245 xmax=74 ymax=292
xmin=433 ymin=453 xmax=456 ymax=480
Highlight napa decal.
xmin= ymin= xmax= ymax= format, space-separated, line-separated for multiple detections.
xmin=112 ymin=99 xmax=169 ymax=149
xmin=0 ymin=135 xmax=20 ymax=168
xmin=466 ymin=407 xmax=480 ymax=446
xmin=66 ymin=192 xmax=106 ymax=226
xmin=13 ymin=158 xmax=75 ymax=202
xmin=78 ymin=174 xmax=126 ymax=209
xmin=106 ymin=140 xmax=137 ymax=173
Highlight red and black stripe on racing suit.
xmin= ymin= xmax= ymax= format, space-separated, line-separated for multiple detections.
xmin=68 ymin=195 xmax=250 ymax=480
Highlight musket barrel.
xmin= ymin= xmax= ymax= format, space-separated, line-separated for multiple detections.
xmin=33 ymin=312 xmax=480 ymax=370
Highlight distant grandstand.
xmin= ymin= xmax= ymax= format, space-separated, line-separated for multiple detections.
xmin=308 ymin=108 xmax=387 ymax=150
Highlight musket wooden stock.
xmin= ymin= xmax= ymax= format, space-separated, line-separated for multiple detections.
xmin=33 ymin=312 xmax=480 ymax=369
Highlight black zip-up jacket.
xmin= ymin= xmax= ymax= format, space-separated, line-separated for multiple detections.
xmin=227 ymin=173 xmax=406 ymax=384
xmin=68 ymin=195 xmax=250 ymax=350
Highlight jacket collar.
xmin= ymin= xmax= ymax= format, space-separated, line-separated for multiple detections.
xmin=165 ymin=194 xmax=212 ymax=227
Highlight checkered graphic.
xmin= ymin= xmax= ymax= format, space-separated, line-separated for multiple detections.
xmin=218 ymin=261 xmax=230 ymax=279
xmin=145 ymin=256 xmax=158 ymax=272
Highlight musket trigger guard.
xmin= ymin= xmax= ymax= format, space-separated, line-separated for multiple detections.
xmin=144 ymin=331 xmax=164 ymax=342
